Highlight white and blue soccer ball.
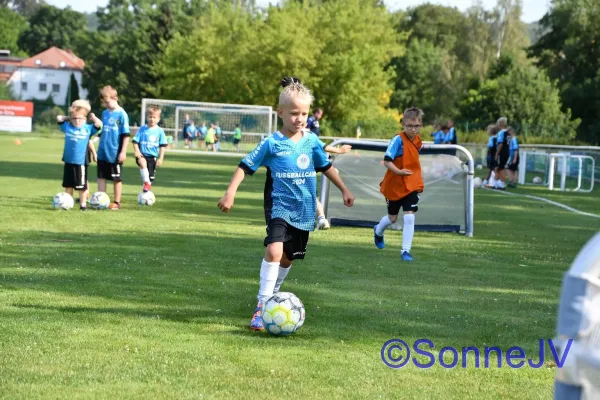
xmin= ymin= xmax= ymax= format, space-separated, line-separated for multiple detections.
xmin=262 ymin=292 xmax=306 ymax=336
xmin=52 ymin=192 xmax=74 ymax=210
xmin=473 ymin=177 xmax=483 ymax=188
xmin=90 ymin=192 xmax=110 ymax=210
xmin=533 ymin=176 xmax=543 ymax=184
xmin=138 ymin=191 xmax=155 ymax=206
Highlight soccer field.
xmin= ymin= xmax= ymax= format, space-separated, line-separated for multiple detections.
xmin=0 ymin=134 xmax=599 ymax=399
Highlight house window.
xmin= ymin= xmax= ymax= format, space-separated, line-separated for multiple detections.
xmin=39 ymin=83 xmax=47 ymax=92
xmin=52 ymin=84 xmax=59 ymax=92
xmin=21 ymin=82 xmax=27 ymax=91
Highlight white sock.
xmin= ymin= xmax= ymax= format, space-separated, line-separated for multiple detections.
xmin=257 ymin=259 xmax=279 ymax=304
xmin=273 ymin=265 xmax=292 ymax=293
xmin=140 ymin=168 xmax=150 ymax=183
xmin=495 ymin=180 xmax=505 ymax=189
xmin=402 ymin=214 xmax=415 ymax=253
xmin=375 ymin=215 xmax=393 ymax=236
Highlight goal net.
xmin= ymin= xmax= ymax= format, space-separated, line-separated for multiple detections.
xmin=320 ymin=140 xmax=474 ymax=236
xmin=141 ymin=98 xmax=277 ymax=151
xmin=519 ymin=151 xmax=596 ymax=192
xmin=554 ymin=233 xmax=600 ymax=400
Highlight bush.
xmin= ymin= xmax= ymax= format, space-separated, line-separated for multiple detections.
xmin=37 ymin=106 xmax=65 ymax=126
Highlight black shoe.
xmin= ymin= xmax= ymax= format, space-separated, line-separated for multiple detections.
xmin=80 ymin=206 xmax=88 ymax=211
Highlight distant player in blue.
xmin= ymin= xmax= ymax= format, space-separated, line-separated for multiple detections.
xmin=97 ymin=85 xmax=130 ymax=210
xmin=494 ymin=117 xmax=509 ymax=190
xmin=483 ymin=124 xmax=498 ymax=187
xmin=430 ymin=124 xmax=444 ymax=144
xmin=214 ymin=121 xmax=222 ymax=151
xmin=56 ymin=100 xmax=102 ymax=210
xmin=132 ymin=106 xmax=168 ymax=193
xmin=507 ymin=127 xmax=519 ymax=187
xmin=217 ymin=77 xmax=355 ymax=331
xmin=306 ymin=107 xmax=323 ymax=136
xmin=444 ymin=120 xmax=458 ymax=144
xmin=182 ymin=113 xmax=192 ymax=148
xmin=198 ymin=121 xmax=208 ymax=148
xmin=184 ymin=120 xmax=198 ymax=149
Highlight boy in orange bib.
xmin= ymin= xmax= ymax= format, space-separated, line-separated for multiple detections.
xmin=373 ymin=107 xmax=425 ymax=261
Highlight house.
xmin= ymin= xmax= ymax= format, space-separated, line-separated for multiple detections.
xmin=8 ymin=47 xmax=88 ymax=106
xmin=0 ymin=50 xmax=25 ymax=84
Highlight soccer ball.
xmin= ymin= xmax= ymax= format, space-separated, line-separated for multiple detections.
xmin=476 ymin=164 xmax=483 ymax=170
xmin=262 ymin=292 xmax=306 ymax=336
xmin=52 ymin=192 xmax=74 ymax=210
xmin=138 ymin=191 xmax=156 ymax=206
xmin=90 ymin=192 xmax=110 ymax=210
xmin=473 ymin=177 xmax=483 ymax=188
xmin=533 ymin=176 xmax=542 ymax=184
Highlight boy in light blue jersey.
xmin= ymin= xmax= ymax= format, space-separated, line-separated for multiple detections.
xmin=507 ymin=127 xmax=519 ymax=187
xmin=218 ymin=77 xmax=355 ymax=331
xmin=184 ymin=120 xmax=198 ymax=149
xmin=132 ymin=106 xmax=168 ymax=193
xmin=56 ymin=100 xmax=102 ymax=210
xmin=198 ymin=121 xmax=208 ymax=148
xmin=97 ymin=86 xmax=130 ymax=210
xmin=430 ymin=124 xmax=444 ymax=144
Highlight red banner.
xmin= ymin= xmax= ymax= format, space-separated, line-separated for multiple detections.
xmin=0 ymin=101 xmax=34 ymax=117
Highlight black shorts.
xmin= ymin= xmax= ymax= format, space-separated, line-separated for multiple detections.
xmin=233 ymin=138 xmax=241 ymax=145
xmin=264 ymin=218 xmax=310 ymax=261
xmin=497 ymin=157 xmax=509 ymax=170
xmin=486 ymin=157 xmax=496 ymax=170
xmin=136 ymin=155 xmax=157 ymax=181
xmin=508 ymin=161 xmax=518 ymax=171
xmin=97 ymin=160 xmax=123 ymax=182
xmin=62 ymin=163 xmax=88 ymax=190
xmin=386 ymin=191 xmax=420 ymax=215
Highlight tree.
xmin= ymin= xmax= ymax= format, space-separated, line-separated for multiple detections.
xmin=65 ymin=73 xmax=80 ymax=106
xmin=17 ymin=5 xmax=87 ymax=55
xmin=459 ymin=59 xmax=579 ymax=138
xmin=528 ymin=0 xmax=600 ymax=143
xmin=0 ymin=7 xmax=28 ymax=55
xmin=1 ymin=0 xmax=45 ymax=18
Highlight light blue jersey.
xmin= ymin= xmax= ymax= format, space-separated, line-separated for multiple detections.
xmin=509 ymin=136 xmax=519 ymax=162
xmin=59 ymin=121 xmax=100 ymax=165
xmin=133 ymin=125 xmax=167 ymax=158
xmin=240 ymin=130 xmax=331 ymax=231
xmin=432 ymin=130 xmax=444 ymax=144
xmin=199 ymin=126 xmax=208 ymax=139
xmin=98 ymin=108 xmax=130 ymax=163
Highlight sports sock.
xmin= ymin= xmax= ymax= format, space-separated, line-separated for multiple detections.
xmin=140 ymin=168 xmax=150 ymax=183
xmin=273 ymin=265 xmax=292 ymax=293
xmin=375 ymin=215 xmax=393 ymax=236
xmin=257 ymin=259 xmax=279 ymax=304
xmin=402 ymin=214 xmax=415 ymax=253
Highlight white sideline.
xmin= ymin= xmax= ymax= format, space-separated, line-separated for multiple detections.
xmin=484 ymin=188 xmax=600 ymax=219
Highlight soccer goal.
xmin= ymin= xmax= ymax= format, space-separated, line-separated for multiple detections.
xmin=518 ymin=151 xmax=596 ymax=192
xmin=554 ymin=232 xmax=600 ymax=400
xmin=320 ymin=140 xmax=474 ymax=237
xmin=141 ymin=98 xmax=277 ymax=150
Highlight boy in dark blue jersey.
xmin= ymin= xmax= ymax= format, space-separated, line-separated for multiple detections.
xmin=483 ymin=124 xmax=498 ymax=187
xmin=306 ymin=108 xmax=323 ymax=136
xmin=133 ymin=106 xmax=168 ymax=193
xmin=56 ymin=100 xmax=103 ymax=210
xmin=507 ymin=127 xmax=519 ymax=187
xmin=494 ymin=117 xmax=509 ymax=190
xmin=217 ymin=77 xmax=355 ymax=331
xmin=97 ymin=86 xmax=130 ymax=210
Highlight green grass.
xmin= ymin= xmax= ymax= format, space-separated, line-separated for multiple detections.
xmin=1 ymin=135 xmax=599 ymax=399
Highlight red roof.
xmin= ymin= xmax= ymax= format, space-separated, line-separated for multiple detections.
xmin=20 ymin=47 xmax=85 ymax=70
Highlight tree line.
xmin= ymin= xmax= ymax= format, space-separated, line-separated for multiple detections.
xmin=0 ymin=0 xmax=598 ymax=144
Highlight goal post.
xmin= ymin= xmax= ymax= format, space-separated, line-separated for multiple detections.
xmin=320 ymin=139 xmax=475 ymax=237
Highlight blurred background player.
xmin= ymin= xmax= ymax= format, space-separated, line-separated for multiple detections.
xmin=494 ymin=117 xmax=509 ymax=190
xmin=430 ymin=123 xmax=444 ymax=144
xmin=56 ymin=100 xmax=102 ymax=211
xmin=184 ymin=120 xmax=198 ymax=149
xmin=97 ymin=85 xmax=130 ymax=210
xmin=217 ymin=77 xmax=354 ymax=331
xmin=198 ymin=121 xmax=208 ymax=149
xmin=483 ymin=124 xmax=498 ymax=187
xmin=214 ymin=121 xmax=222 ymax=151
xmin=182 ymin=113 xmax=191 ymax=148
xmin=373 ymin=107 xmax=425 ymax=262
xmin=205 ymin=123 xmax=216 ymax=152
xmin=507 ymin=127 xmax=519 ymax=187
xmin=132 ymin=106 xmax=168 ymax=193
xmin=306 ymin=107 xmax=323 ymax=136
xmin=232 ymin=124 xmax=242 ymax=152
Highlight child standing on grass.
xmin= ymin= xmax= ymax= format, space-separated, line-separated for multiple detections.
xmin=233 ymin=124 xmax=242 ymax=152
xmin=483 ymin=124 xmax=498 ymax=187
xmin=97 ymin=86 xmax=130 ymax=210
xmin=56 ymin=100 xmax=103 ymax=211
xmin=205 ymin=124 xmax=216 ymax=152
xmin=132 ymin=106 xmax=168 ymax=193
xmin=507 ymin=127 xmax=519 ymax=187
xmin=217 ymin=77 xmax=355 ymax=331
xmin=373 ymin=107 xmax=425 ymax=262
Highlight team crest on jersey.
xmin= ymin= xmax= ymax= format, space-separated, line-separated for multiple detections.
xmin=108 ymin=117 xmax=116 ymax=125
xmin=297 ymin=154 xmax=310 ymax=170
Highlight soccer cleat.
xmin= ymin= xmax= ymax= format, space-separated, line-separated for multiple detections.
xmin=374 ymin=226 xmax=385 ymax=249
xmin=317 ymin=217 xmax=330 ymax=230
xmin=143 ymin=182 xmax=152 ymax=192
xmin=80 ymin=206 xmax=87 ymax=211
xmin=250 ymin=305 xmax=265 ymax=331
xmin=108 ymin=202 xmax=121 ymax=210
xmin=401 ymin=251 xmax=413 ymax=261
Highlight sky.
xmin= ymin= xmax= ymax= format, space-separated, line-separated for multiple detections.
xmin=46 ymin=0 xmax=549 ymax=23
